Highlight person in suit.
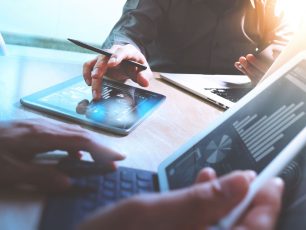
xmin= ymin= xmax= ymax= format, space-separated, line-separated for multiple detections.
xmin=82 ymin=0 xmax=293 ymax=100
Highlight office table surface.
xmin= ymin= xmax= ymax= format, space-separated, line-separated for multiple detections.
xmin=0 ymin=49 xmax=222 ymax=229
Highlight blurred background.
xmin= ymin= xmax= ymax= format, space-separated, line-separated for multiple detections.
xmin=0 ymin=0 xmax=125 ymax=52
xmin=0 ymin=0 xmax=305 ymax=52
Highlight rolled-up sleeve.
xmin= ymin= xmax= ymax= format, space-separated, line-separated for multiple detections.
xmin=102 ymin=0 xmax=170 ymax=54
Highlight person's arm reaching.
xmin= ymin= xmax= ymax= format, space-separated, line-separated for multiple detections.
xmin=83 ymin=0 xmax=170 ymax=100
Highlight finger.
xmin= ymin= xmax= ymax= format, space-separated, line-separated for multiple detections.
xmin=143 ymin=170 xmax=256 ymax=229
xmin=91 ymin=56 xmax=108 ymax=100
xmin=85 ymin=134 xmax=126 ymax=163
xmin=6 ymin=119 xmax=126 ymax=163
xmin=92 ymin=55 xmax=109 ymax=79
xmin=136 ymin=67 xmax=153 ymax=87
xmin=246 ymin=54 xmax=267 ymax=74
xmin=193 ymin=170 xmax=256 ymax=223
xmin=56 ymin=127 xmax=126 ymax=163
xmin=101 ymin=170 xmax=256 ymax=230
xmin=107 ymin=45 xmax=143 ymax=68
xmin=240 ymin=56 xmax=264 ymax=77
xmin=92 ymin=78 xmax=102 ymax=100
xmin=195 ymin=167 xmax=217 ymax=184
xmin=49 ymin=123 xmax=126 ymax=162
xmin=235 ymin=61 xmax=248 ymax=75
xmin=83 ymin=57 xmax=98 ymax=86
xmin=239 ymin=57 xmax=263 ymax=84
xmin=107 ymin=45 xmax=152 ymax=86
xmin=236 ymin=177 xmax=284 ymax=230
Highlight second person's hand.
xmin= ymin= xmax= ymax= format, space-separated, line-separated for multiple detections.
xmin=79 ymin=169 xmax=283 ymax=230
xmin=83 ymin=44 xmax=154 ymax=100
xmin=0 ymin=118 xmax=125 ymax=192
xmin=234 ymin=44 xmax=283 ymax=85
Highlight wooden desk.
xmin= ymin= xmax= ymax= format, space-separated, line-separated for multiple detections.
xmin=0 ymin=52 xmax=223 ymax=229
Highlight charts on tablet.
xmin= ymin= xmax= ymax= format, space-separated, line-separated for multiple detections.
xmin=166 ymin=60 xmax=306 ymax=190
xmin=205 ymin=135 xmax=232 ymax=164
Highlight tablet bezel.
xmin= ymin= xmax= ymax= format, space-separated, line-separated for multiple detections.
xmin=157 ymin=51 xmax=306 ymax=191
xmin=20 ymin=76 xmax=166 ymax=135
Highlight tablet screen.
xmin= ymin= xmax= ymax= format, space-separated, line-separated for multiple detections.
xmin=165 ymin=60 xmax=306 ymax=190
xmin=21 ymin=76 xmax=165 ymax=135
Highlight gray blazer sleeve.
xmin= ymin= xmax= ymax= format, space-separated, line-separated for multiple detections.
xmin=102 ymin=0 xmax=170 ymax=54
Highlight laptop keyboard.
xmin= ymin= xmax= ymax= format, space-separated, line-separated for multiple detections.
xmin=206 ymin=88 xmax=253 ymax=102
xmin=39 ymin=160 xmax=158 ymax=230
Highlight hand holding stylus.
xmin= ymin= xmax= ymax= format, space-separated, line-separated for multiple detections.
xmin=81 ymin=42 xmax=153 ymax=100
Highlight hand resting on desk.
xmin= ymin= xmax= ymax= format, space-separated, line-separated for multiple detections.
xmin=0 ymin=118 xmax=125 ymax=192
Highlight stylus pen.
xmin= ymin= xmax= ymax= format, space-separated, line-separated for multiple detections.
xmin=67 ymin=38 xmax=147 ymax=71
xmin=211 ymin=127 xmax=306 ymax=230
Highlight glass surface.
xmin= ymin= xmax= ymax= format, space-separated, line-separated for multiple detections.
xmin=165 ymin=60 xmax=306 ymax=228
xmin=167 ymin=60 xmax=306 ymax=188
xmin=0 ymin=33 xmax=7 ymax=56
xmin=25 ymin=77 xmax=165 ymax=133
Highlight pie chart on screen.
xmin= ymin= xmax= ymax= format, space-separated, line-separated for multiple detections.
xmin=205 ymin=135 xmax=232 ymax=164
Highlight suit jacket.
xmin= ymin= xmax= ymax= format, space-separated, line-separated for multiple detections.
xmin=102 ymin=0 xmax=293 ymax=74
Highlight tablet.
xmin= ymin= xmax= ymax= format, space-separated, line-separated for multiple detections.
xmin=21 ymin=76 xmax=165 ymax=135
xmin=158 ymin=51 xmax=306 ymax=191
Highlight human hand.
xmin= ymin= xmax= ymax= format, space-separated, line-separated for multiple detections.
xmin=0 ymin=118 xmax=125 ymax=192
xmin=235 ymin=45 xmax=282 ymax=85
xmin=83 ymin=44 xmax=153 ymax=100
xmin=79 ymin=168 xmax=284 ymax=230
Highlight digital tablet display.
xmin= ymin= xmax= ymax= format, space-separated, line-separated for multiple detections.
xmin=165 ymin=60 xmax=306 ymax=190
xmin=21 ymin=76 xmax=165 ymax=135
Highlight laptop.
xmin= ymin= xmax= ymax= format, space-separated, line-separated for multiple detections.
xmin=160 ymin=73 xmax=252 ymax=109
xmin=160 ymin=23 xmax=306 ymax=110
xmin=40 ymin=51 xmax=306 ymax=230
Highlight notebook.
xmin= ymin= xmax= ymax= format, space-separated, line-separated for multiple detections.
xmin=40 ymin=51 xmax=306 ymax=230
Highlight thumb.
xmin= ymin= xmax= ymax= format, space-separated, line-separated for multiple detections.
xmin=137 ymin=69 xmax=153 ymax=87
xmin=140 ymin=170 xmax=256 ymax=230
xmin=184 ymin=170 xmax=256 ymax=226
